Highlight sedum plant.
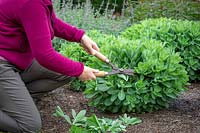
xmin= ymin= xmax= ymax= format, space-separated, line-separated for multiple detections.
xmin=121 ymin=18 xmax=200 ymax=80
xmin=84 ymin=37 xmax=189 ymax=113
xmin=53 ymin=106 xmax=142 ymax=133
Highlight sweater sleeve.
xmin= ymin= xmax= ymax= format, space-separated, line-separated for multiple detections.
xmin=52 ymin=11 xmax=85 ymax=42
xmin=18 ymin=1 xmax=84 ymax=77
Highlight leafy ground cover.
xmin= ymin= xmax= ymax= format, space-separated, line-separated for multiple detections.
xmin=37 ymin=83 xmax=200 ymax=133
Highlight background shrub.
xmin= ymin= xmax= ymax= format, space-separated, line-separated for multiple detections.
xmin=58 ymin=0 xmax=200 ymax=21
xmin=59 ymin=0 xmax=125 ymax=13
xmin=84 ymin=36 xmax=189 ymax=113
xmin=121 ymin=18 xmax=200 ymax=80
xmin=125 ymin=0 xmax=200 ymax=22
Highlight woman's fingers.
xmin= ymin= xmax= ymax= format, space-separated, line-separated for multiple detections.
xmin=78 ymin=66 xmax=99 ymax=81
xmin=80 ymin=34 xmax=100 ymax=55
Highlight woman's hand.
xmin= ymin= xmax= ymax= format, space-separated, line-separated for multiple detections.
xmin=80 ymin=34 xmax=99 ymax=55
xmin=79 ymin=35 xmax=100 ymax=81
xmin=78 ymin=66 xmax=99 ymax=81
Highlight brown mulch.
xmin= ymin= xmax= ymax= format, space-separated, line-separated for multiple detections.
xmin=37 ymin=83 xmax=200 ymax=133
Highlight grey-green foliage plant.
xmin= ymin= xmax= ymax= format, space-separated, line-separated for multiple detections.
xmin=121 ymin=18 xmax=200 ymax=80
xmin=53 ymin=0 xmax=130 ymax=36
xmin=53 ymin=106 xmax=142 ymax=133
xmin=84 ymin=36 xmax=189 ymax=113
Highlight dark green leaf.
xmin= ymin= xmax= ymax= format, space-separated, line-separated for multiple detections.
xmin=118 ymin=90 xmax=126 ymax=101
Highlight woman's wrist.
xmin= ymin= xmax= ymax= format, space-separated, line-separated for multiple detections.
xmin=80 ymin=34 xmax=86 ymax=46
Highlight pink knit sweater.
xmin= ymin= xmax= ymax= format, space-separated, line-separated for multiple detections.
xmin=0 ymin=0 xmax=84 ymax=76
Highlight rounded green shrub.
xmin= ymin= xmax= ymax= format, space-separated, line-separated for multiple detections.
xmin=84 ymin=37 xmax=189 ymax=113
xmin=121 ymin=18 xmax=200 ymax=80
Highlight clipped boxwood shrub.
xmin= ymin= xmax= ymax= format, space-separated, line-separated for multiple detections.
xmin=84 ymin=37 xmax=189 ymax=113
xmin=121 ymin=18 xmax=200 ymax=80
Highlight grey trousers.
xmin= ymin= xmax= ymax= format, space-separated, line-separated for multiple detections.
xmin=0 ymin=59 xmax=74 ymax=133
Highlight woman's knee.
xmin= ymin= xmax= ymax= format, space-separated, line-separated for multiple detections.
xmin=18 ymin=115 xmax=42 ymax=133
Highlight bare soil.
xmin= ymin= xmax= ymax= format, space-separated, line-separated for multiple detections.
xmin=37 ymin=83 xmax=200 ymax=133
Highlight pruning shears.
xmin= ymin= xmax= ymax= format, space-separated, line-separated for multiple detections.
xmin=93 ymin=50 xmax=134 ymax=77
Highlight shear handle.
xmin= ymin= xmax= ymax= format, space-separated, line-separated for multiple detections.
xmin=94 ymin=71 xmax=108 ymax=77
xmin=94 ymin=50 xmax=109 ymax=63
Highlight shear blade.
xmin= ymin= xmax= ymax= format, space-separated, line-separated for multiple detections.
xmin=122 ymin=69 xmax=134 ymax=75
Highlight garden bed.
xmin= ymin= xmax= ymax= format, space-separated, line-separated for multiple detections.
xmin=38 ymin=83 xmax=200 ymax=133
